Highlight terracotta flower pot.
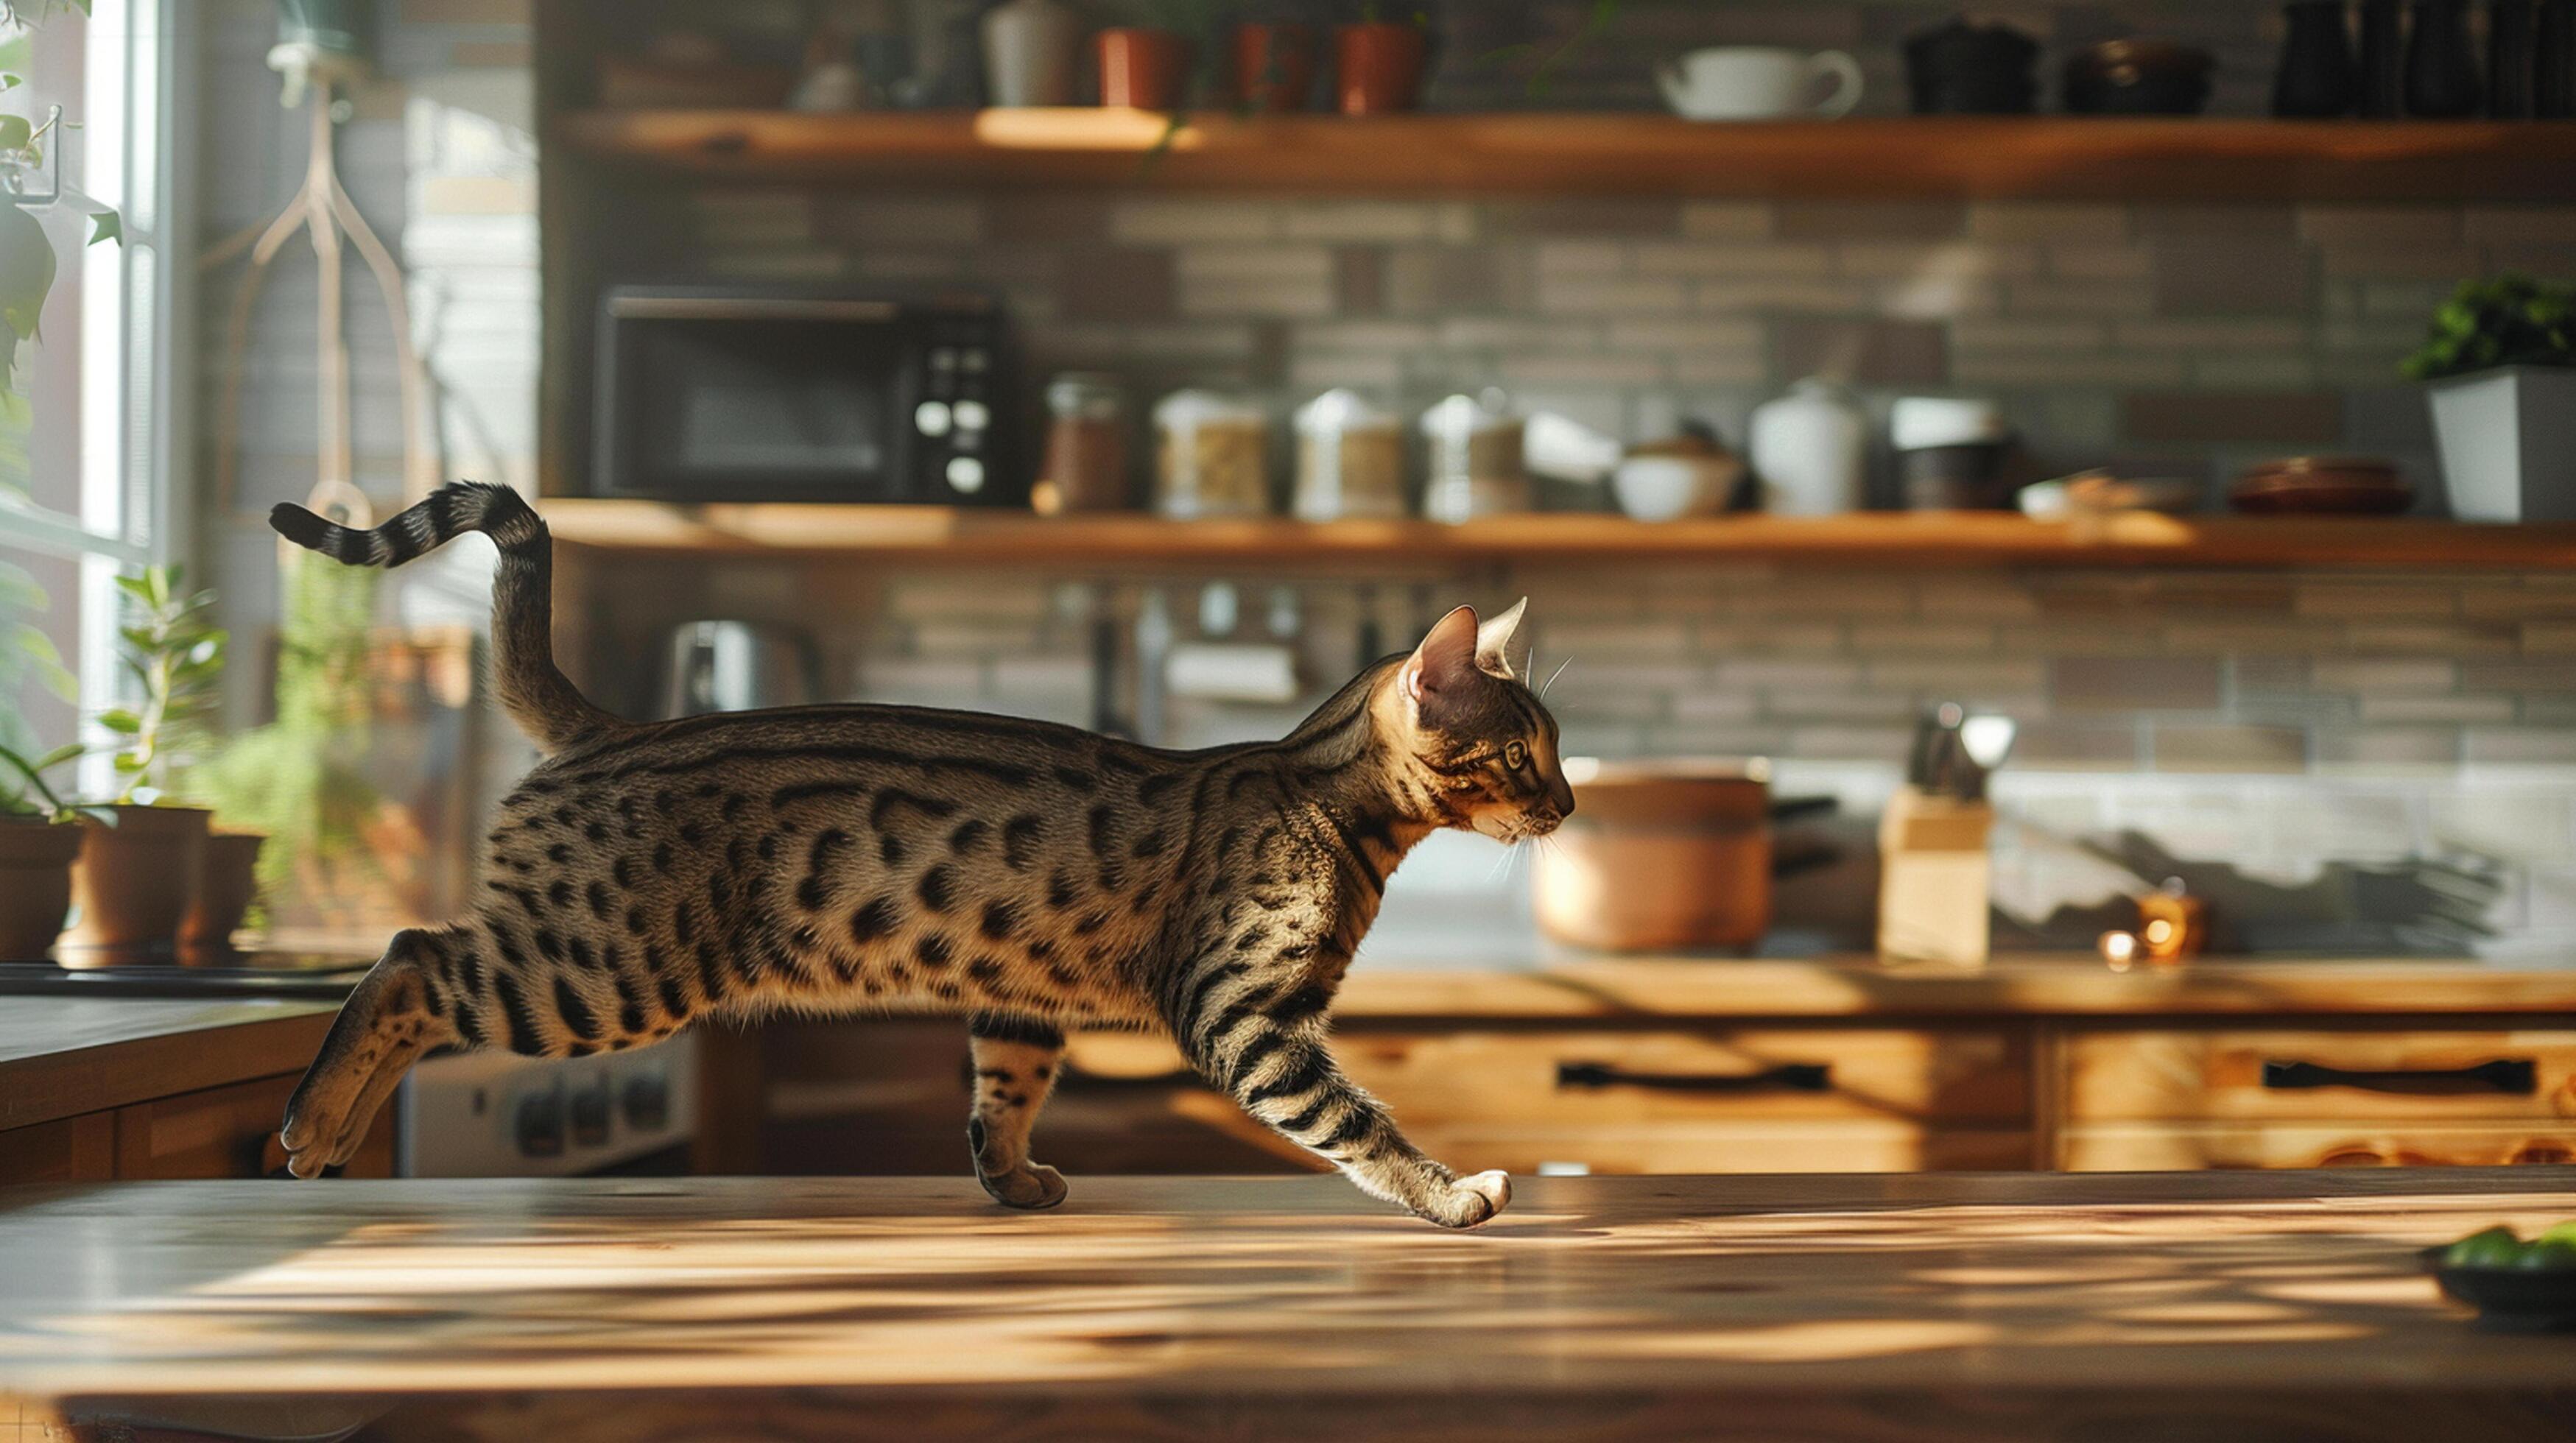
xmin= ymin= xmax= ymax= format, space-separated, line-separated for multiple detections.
xmin=1233 ymin=21 xmax=1317 ymax=110
xmin=1335 ymin=21 xmax=1429 ymax=115
xmin=63 ymin=805 xmax=208 ymax=959
xmin=180 ymin=830 xmax=267 ymax=956
xmin=1097 ymin=27 xmax=1190 ymax=110
xmin=0 ymin=818 xmax=84 ymax=961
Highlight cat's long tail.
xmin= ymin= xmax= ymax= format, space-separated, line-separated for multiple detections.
xmin=270 ymin=481 xmax=622 ymax=752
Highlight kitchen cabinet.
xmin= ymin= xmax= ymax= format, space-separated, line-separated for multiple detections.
xmin=0 ymin=998 xmax=392 ymax=1184
xmin=722 ymin=957 xmax=2576 ymax=1180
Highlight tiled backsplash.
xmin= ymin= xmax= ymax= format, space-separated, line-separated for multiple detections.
xmin=191 ymin=1 xmax=2576 ymax=958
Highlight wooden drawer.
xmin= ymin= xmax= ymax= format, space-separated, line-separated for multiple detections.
xmin=1055 ymin=1026 xmax=2031 ymax=1175
xmin=2063 ymin=1121 xmax=2576 ymax=1171
xmin=111 ymin=1073 xmax=395 ymax=1180
xmin=2065 ymin=1028 xmax=2576 ymax=1123
xmin=0 ymin=1112 xmax=115 ymax=1185
xmin=1334 ymin=1026 xmax=2031 ymax=1126
xmin=1405 ymin=1121 xmax=2031 ymax=1176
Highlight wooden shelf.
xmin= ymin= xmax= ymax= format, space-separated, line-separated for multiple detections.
xmin=555 ymin=109 xmax=2576 ymax=200
xmin=541 ymin=500 xmax=2576 ymax=569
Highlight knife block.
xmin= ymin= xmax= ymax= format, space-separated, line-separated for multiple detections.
xmin=1876 ymin=787 xmax=1994 ymax=967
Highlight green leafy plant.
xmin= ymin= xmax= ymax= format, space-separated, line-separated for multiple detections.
xmin=2402 ymin=275 xmax=2576 ymax=381
xmin=0 ymin=738 xmax=95 ymax=821
xmin=1 ymin=0 xmax=121 ymax=399
xmin=100 ymin=564 xmax=225 ymax=805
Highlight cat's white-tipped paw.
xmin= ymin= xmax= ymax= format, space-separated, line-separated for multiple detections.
xmin=1424 ymin=1169 xmax=1511 ymax=1229
xmin=980 ymin=1162 xmax=1069 ymax=1210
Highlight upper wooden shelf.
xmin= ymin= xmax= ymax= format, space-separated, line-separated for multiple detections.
xmin=541 ymin=499 xmax=2576 ymax=569
xmin=555 ymin=109 xmax=2576 ymax=200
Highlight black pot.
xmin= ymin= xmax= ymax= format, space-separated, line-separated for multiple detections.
xmin=1906 ymin=18 xmax=2041 ymax=114
xmin=2275 ymin=0 xmax=2360 ymax=116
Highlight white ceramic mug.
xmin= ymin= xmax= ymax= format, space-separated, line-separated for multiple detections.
xmin=1656 ymin=46 xmax=1863 ymax=120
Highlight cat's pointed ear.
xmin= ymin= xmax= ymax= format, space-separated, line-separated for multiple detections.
xmin=1402 ymin=605 xmax=1482 ymax=712
xmin=1476 ymin=597 xmax=1527 ymax=679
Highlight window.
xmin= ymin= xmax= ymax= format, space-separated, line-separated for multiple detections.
xmin=1 ymin=0 xmax=186 ymax=792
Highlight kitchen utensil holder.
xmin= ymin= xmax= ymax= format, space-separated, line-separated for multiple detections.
xmin=1877 ymin=787 xmax=1994 ymax=967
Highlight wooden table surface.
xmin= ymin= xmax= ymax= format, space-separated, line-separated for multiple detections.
xmin=4 ymin=1169 xmax=2574 ymax=1441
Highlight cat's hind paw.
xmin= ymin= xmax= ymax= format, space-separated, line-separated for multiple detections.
xmin=979 ymin=1162 xmax=1070 ymax=1211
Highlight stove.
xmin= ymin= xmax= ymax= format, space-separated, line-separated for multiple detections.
xmin=1 ymin=948 xmax=698 ymax=1177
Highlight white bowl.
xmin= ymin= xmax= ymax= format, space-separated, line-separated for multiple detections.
xmin=1613 ymin=454 xmax=1742 ymax=522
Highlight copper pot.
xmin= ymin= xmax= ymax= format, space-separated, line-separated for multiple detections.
xmin=1097 ymin=27 xmax=1190 ymax=110
xmin=1531 ymin=760 xmax=1834 ymax=953
xmin=1334 ymin=21 xmax=1428 ymax=115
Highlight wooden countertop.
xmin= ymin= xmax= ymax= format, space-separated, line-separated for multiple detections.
xmin=4 ymin=1170 xmax=2573 ymax=1441
xmin=1336 ymin=953 xmax=2576 ymax=1020
xmin=0 ymin=998 xmax=339 ymax=1131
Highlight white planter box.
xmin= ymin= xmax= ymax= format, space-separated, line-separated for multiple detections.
xmin=2427 ymin=366 xmax=2576 ymax=523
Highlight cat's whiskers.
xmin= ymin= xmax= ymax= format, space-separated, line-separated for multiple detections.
xmin=1541 ymin=655 xmax=1574 ymax=699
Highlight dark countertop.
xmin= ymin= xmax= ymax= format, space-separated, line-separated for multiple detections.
xmin=4 ymin=1169 xmax=2574 ymax=1441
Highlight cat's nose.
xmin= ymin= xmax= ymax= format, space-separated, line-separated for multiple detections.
xmin=1547 ymin=775 xmax=1576 ymax=817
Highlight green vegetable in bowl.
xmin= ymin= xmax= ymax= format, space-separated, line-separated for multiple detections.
xmin=2515 ymin=1238 xmax=2576 ymax=1271
xmin=2444 ymin=1225 xmax=2526 ymax=1269
xmin=2541 ymin=1221 xmax=2576 ymax=1249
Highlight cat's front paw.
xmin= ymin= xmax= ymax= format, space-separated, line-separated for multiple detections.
xmin=1421 ymin=1169 xmax=1511 ymax=1229
xmin=979 ymin=1162 xmax=1069 ymax=1210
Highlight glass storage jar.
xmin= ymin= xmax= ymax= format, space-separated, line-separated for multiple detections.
xmin=1292 ymin=388 xmax=1407 ymax=521
xmin=1039 ymin=373 xmax=1130 ymax=513
xmin=1154 ymin=389 xmax=1272 ymax=519
xmin=1420 ymin=389 xmax=1531 ymax=523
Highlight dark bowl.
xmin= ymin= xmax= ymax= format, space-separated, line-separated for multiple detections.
xmin=2063 ymin=40 xmax=2216 ymax=114
xmin=2422 ymin=1247 xmax=2576 ymax=1331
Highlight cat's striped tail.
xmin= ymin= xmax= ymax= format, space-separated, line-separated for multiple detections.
xmin=270 ymin=481 xmax=623 ymax=753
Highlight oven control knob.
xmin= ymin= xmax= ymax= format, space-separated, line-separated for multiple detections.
xmin=960 ymin=348 xmax=989 ymax=374
xmin=513 ymin=1090 xmax=565 ymax=1158
xmin=914 ymin=400 xmax=952 ymax=437
xmin=952 ymin=399 xmax=989 ymax=432
xmin=569 ymin=1078 xmax=613 ymax=1148
xmin=622 ymin=1075 xmax=671 ymax=1131
xmin=930 ymin=347 xmax=958 ymax=371
xmin=945 ymin=456 xmax=986 ymax=493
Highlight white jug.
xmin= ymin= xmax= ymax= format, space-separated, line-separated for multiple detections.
xmin=1657 ymin=46 xmax=1863 ymax=120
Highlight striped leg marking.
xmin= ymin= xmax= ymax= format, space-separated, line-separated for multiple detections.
xmin=1167 ymin=949 xmax=1510 ymax=1229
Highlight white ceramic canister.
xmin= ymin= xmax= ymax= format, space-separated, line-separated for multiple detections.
xmin=981 ymin=0 xmax=1082 ymax=107
xmin=1748 ymin=378 xmax=1868 ymax=515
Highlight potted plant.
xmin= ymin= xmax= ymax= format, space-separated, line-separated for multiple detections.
xmin=1098 ymin=3 xmax=1194 ymax=110
xmin=63 ymin=566 xmax=225 ymax=956
xmin=1232 ymin=10 xmax=1318 ymax=110
xmin=1335 ymin=4 xmax=1431 ymax=114
xmin=0 ymin=742 xmax=93 ymax=960
xmin=2404 ymin=275 xmax=2576 ymax=523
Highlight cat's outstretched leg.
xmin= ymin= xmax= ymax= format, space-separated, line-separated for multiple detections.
xmin=965 ymin=1012 xmax=1069 ymax=1210
xmin=281 ymin=928 xmax=463 ymax=1176
xmin=1165 ymin=950 xmax=1509 ymax=1229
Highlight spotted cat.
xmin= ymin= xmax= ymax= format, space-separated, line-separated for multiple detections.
xmin=273 ymin=481 xmax=1572 ymax=1227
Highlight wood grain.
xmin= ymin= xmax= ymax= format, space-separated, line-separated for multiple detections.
xmin=552 ymin=110 xmax=2576 ymax=202
xmin=1328 ymin=956 xmax=2576 ymax=1020
xmin=540 ymin=501 xmax=2576 ymax=570
xmin=4 ymin=1171 xmax=2575 ymax=1442
xmin=2063 ymin=1122 xmax=2576 ymax=1171
xmin=2066 ymin=1028 xmax=2576 ymax=1123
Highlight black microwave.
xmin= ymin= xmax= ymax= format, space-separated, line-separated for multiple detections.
xmin=592 ymin=286 xmax=1025 ymax=506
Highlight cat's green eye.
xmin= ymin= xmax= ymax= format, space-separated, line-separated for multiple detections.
xmin=1504 ymin=741 xmax=1529 ymax=769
